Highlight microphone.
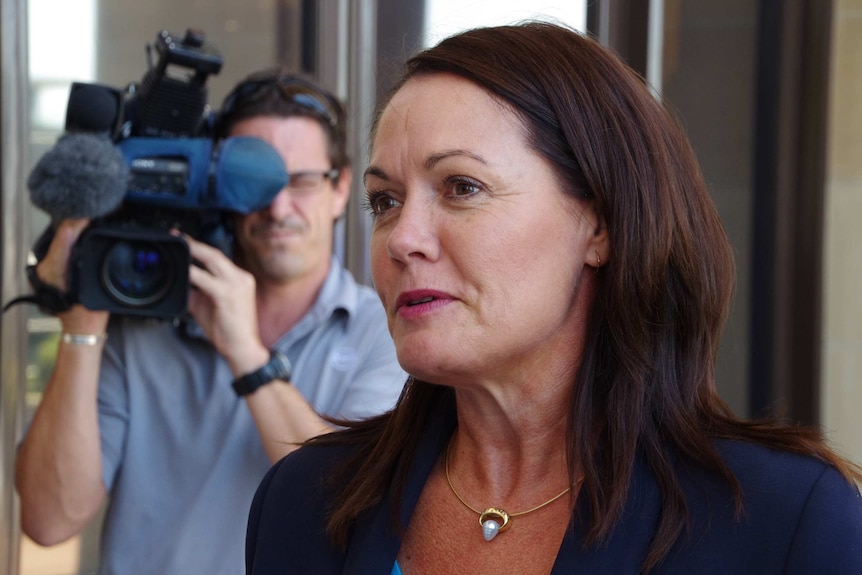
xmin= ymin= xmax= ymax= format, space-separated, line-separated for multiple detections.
xmin=27 ymin=132 xmax=130 ymax=221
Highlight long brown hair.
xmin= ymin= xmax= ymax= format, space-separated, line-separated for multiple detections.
xmin=317 ymin=21 xmax=861 ymax=571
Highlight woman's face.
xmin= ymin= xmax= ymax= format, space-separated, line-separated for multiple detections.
xmin=365 ymin=73 xmax=607 ymax=388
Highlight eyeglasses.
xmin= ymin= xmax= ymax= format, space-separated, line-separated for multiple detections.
xmin=219 ymin=74 xmax=339 ymax=129
xmin=285 ymin=169 xmax=340 ymax=198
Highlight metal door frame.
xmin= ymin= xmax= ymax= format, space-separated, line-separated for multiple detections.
xmin=1 ymin=0 xmax=31 ymax=571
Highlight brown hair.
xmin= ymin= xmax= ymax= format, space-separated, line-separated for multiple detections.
xmin=317 ymin=21 xmax=861 ymax=571
xmin=213 ymin=67 xmax=349 ymax=171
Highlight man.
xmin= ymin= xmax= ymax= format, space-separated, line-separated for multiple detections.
xmin=14 ymin=70 xmax=406 ymax=574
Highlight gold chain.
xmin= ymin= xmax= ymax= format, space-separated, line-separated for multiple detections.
xmin=444 ymin=437 xmax=572 ymax=517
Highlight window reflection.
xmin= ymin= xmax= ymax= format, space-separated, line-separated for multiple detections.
xmin=21 ymin=1 xmax=96 ymax=574
xmin=28 ymin=0 xmax=95 ymax=130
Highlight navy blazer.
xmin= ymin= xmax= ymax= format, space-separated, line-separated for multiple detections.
xmin=245 ymin=407 xmax=862 ymax=574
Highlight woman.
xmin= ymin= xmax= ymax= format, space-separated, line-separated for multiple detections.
xmin=244 ymin=22 xmax=862 ymax=574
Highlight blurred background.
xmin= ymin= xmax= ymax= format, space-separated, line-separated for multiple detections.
xmin=1 ymin=0 xmax=860 ymax=573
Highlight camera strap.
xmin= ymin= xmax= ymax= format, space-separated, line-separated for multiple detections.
xmin=2 ymin=264 xmax=74 ymax=315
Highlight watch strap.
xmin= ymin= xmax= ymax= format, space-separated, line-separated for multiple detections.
xmin=231 ymin=350 xmax=292 ymax=397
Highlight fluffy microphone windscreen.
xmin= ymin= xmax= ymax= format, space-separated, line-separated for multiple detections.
xmin=27 ymin=132 xmax=130 ymax=221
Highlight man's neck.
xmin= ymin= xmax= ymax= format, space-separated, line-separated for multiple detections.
xmin=255 ymin=259 xmax=331 ymax=348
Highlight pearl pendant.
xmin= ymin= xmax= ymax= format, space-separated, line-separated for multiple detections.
xmin=478 ymin=507 xmax=510 ymax=542
xmin=482 ymin=519 xmax=501 ymax=541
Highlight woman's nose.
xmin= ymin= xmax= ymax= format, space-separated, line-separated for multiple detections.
xmin=384 ymin=196 xmax=440 ymax=265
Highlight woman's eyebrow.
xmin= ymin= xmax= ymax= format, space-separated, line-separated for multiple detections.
xmin=425 ymin=149 xmax=488 ymax=169
xmin=364 ymin=149 xmax=489 ymax=185
xmin=363 ymin=165 xmax=389 ymax=185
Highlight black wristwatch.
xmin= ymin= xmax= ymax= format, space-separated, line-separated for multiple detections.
xmin=231 ymin=350 xmax=292 ymax=397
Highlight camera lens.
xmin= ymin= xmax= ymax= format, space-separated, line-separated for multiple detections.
xmin=100 ymin=240 xmax=175 ymax=307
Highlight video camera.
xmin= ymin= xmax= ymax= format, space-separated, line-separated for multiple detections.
xmin=31 ymin=29 xmax=287 ymax=319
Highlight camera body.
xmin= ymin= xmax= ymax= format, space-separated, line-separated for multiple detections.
xmin=65 ymin=29 xmax=223 ymax=140
xmin=62 ymin=29 xmax=285 ymax=319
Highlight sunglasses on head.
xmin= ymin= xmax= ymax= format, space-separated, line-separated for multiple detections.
xmin=217 ymin=74 xmax=339 ymax=131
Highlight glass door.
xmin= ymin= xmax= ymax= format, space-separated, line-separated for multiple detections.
xmin=7 ymin=2 xmax=293 ymax=572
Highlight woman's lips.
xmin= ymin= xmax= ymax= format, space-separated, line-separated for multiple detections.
xmin=395 ymin=289 xmax=454 ymax=318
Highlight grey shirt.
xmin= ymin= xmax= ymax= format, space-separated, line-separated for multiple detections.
xmin=95 ymin=258 xmax=406 ymax=575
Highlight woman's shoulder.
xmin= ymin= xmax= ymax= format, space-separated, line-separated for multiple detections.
xmin=713 ymin=439 xmax=862 ymax=558
xmin=713 ymin=439 xmax=843 ymax=490
xmin=246 ymin=441 xmax=362 ymax=573
xmin=711 ymin=438 xmax=858 ymax=499
xmin=659 ymin=439 xmax=862 ymax=573
xmin=250 ymin=439 xmax=362 ymax=534
xmin=706 ymin=439 xmax=860 ymax=521
xmin=264 ymin=439 xmax=359 ymax=495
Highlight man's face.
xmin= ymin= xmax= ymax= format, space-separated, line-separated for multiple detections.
xmin=229 ymin=115 xmax=350 ymax=285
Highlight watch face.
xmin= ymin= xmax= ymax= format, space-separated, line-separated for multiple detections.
xmin=272 ymin=352 xmax=292 ymax=380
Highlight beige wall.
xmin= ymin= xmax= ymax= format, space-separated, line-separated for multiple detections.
xmin=822 ymin=0 xmax=862 ymax=463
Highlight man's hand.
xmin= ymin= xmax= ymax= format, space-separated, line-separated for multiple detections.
xmin=37 ymin=219 xmax=109 ymax=333
xmin=185 ymin=236 xmax=268 ymax=374
xmin=37 ymin=219 xmax=89 ymax=291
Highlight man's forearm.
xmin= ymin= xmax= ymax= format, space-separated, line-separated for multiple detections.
xmin=244 ymin=380 xmax=334 ymax=463
xmin=15 ymin=342 xmax=107 ymax=545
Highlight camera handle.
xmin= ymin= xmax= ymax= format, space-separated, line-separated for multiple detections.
xmin=2 ymin=264 xmax=74 ymax=315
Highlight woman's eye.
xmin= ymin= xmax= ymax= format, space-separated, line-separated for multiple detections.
xmin=446 ymin=176 xmax=483 ymax=197
xmin=363 ymin=191 xmax=401 ymax=217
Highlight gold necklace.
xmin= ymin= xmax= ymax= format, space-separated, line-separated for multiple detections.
xmin=444 ymin=438 xmax=572 ymax=541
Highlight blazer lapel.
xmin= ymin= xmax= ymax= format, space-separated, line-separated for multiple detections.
xmin=342 ymin=407 xmax=457 ymax=575
xmin=552 ymin=456 xmax=661 ymax=574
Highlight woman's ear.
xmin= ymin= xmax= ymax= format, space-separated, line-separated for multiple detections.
xmin=585 ymin=207 xmax=609 ymax=271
